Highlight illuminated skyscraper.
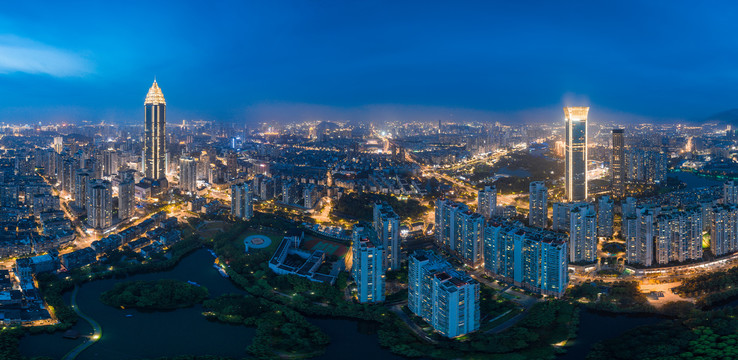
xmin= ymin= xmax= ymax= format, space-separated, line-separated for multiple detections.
xmin=143 ymin=80 xmax=167 ymax=181
xmin=597 ymin=195 xmax=614 ymax=238
xmin=118 ymin=178 xmax=134 ymax=221
xmin=564 ymin=107 xmax=589 ymax=201
xmin=612 ymin=129 xmax=625 ymax=198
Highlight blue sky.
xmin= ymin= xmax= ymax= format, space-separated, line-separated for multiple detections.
xmin=1 ymin=1 xmax=737 ymax=125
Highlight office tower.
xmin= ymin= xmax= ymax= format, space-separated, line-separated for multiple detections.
xmin=143 ymin=80 xmax=167 ymax=181
xmin=351 ymin=223 xmax=385 ymax=303
xmin=179 ymin=156 xmax=197 ymax=193
xmin=86 ymin=179 xmax=112 ymax=230
xmin=627 ymin=207 xmax=657 ymax=266
xmin=373 ymin=202 xmax=401 ymax=271
xmin=597 ymin=195 xmax=614 ymax=238
xmin=408 ymin=250 xmax=480 ymax=338
xmin=724 ymin=181 xmax=738 ymax=204
xmin=711 ymin=204 xmax=738 ymax=257
xmin=476 ymin=185 xmax=497 ymax=219
xmin=230 ymin=182 xmax=253 ymax=220
xmin=118 ymin=179 xmax=135 ymax=221
xmin=569 ymin=204 xmax=597 ymax=263
xmin=529 ymin=181 xmax=548 ymax=228
xmin=611 ymin=129 xmax=625 ymax=198
xmin=73 ymin=169 xmax=91 ymax=209
xmin=434 ymin=199 xmax=484 ymax=266
xmin=483 ymin=220 xmax=568 ymax=297
xmin=564 ymin=106 xmax=589 ymax=201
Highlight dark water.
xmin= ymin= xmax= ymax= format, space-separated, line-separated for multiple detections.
xmin=672 ymin=171 xmax=722 ymax=189
xmin=558 ymin=309 xmax=662 ymax=359
xmin=20 ymin=249 xmax=399 ymax=360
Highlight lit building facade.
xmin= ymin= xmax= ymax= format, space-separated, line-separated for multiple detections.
xmin=611 ymin=129 xmax=625 ymax=198
xmin=86 ymin=179 xmax=112 ymax=230
xmin=564 ymin=106 xmax=589 ymax=202
xmin=143 ymin=80 xmax=167 ymax=181
xmin=179 ymin=156 xmax=197 ymax=194
xmin=483 ymin=220 xmax=568 ymax=297
xmin=351 ymin=223 xmax=385 ymax=303
xmin=408 ymin=250 xmax=480 ymax=338
xmin=597 ymin=195 xmax=614 ymax=238
xmin=118 ymin=179 xmax=135 ymax=221
xmin=373 ymin=202 xmax=401 ymax=271
xmin=569 ymin=203 xmax=597 ymax=263
xmin=528 ymin=181 xmax=548 ymax=228
xmin=476 ymin=185 xmax=497 ymax=219
xmin=231 ymin=182 xmax=253 ymax=220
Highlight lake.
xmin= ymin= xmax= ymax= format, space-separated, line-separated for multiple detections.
xmin=671 ymin=171 xmax=723 ymax=189
xmin=21 ymin=249 xmax=403 ymax=360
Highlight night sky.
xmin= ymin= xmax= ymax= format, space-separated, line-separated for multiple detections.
xmin=1 ymin=1 xmax=737 ymax=125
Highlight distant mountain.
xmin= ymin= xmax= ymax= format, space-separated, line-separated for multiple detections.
xmin=704 ymin=109 xmax=738 ymax=125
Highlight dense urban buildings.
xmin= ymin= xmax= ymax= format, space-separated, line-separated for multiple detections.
xmin=563 ymin=106 xmax=589 ymax=202
xmin=597 ymin=195 xmax=614 ymax=238
xmin=351 ymin=223 xmax=385 ymax=303
xmin=143 ymin=80 xmax=167 ymax=182
xmin=179 ymin=156 xmax=197 ymax=194
xmin=434 ymin=199 xmax=484 ymax=266
xmin=483 ymin=219 xmax=568 ymax=296
xmin=408 ymin=250 xmax=480 ymax=338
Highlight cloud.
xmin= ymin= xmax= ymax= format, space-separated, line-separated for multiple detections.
xmin=0 ymin=35 xmax=91 ymax=77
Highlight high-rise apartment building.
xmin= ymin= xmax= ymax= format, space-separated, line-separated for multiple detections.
xmin=528 ymin=181 xmax=548 ymax=228
xmin=626 ymin=207 xmax=658 ymax=266
xmin=230 ymin=182 xmax=253 ymax=220
xmin=373 ymin=202 xmax=401 ymax=271
xmin=711 ymin=204 xmax=738 ymax=257
xmin=569 ymin=203 xmax=597 ymax=263
xmin=597 ymin=195 xmax=614 ymax=238
xmin=179 ymin=156 xmax=197 ymax=194
xmin=612 ymin=129 xmax=625 ymax=198
xmin=724 ymin=181 xmax=738 ymax=205
xmin=351 ymin=223 xmax=385 ymax=303
xmin=86 ymin=179 xmax=112 ymax=230
xmin=143 ymin=80 xmax=167 ymax=181
xmin=476 ymin=185 xmax=497 ymax=219
xmin=118 ymin=178 xmax=135 ymax=221
xmin=73 ymin=169 xmax=91 ymax=209
xmin=564 ymin=107 xmax=589 ymax=201
xmin=408 ymin=250 xmax=480 ymax=338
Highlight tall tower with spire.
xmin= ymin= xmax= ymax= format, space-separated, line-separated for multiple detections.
xmin=143 ymin=80 xmax=167 ymax=181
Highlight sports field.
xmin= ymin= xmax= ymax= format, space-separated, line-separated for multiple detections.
xmin=303 ymin=237 xmax=349 ymax=258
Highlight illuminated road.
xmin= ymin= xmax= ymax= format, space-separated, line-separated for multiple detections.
xmin=62 ymin=286 xmax=102 ymax=360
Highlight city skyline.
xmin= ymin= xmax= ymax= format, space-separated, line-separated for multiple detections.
xmin=3 ymin=2 xmax=738 ymax=125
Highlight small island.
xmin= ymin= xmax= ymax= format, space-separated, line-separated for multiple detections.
xmin=100 ymin=279 xmax=209 ymax=311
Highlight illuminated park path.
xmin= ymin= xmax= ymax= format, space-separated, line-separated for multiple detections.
xmin=62 ymin=286 xmax=102 ymax=360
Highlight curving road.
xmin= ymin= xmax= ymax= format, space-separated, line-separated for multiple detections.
xmin=62 ymin=286 xmax=102 ymax=360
